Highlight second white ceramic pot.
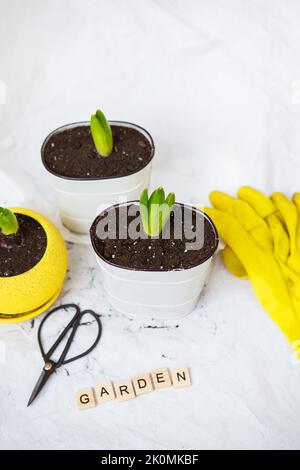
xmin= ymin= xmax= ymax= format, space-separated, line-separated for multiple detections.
xmin=90 ymin=203 xmax=219 ymax=320
xmin=41 ymin=121 xmax=155 ymax=234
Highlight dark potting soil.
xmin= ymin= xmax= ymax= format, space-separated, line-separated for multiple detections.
xmin=0 ymin=214 xmax=47 ymax=277
xmin=90 ymin=204 xmax=218 ymax=271
xmin=43 ymin=125 xmax=153 ymax=178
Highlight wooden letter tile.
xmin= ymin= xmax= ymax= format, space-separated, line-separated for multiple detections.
xmin=75 ymin=388 xmax=96 ymax=410
xmin=151 ymin=368 xmax=172 ymax=390
xmin=115 ymin=380 xmax=136 ymax=401
xmin=171 ymin=367 xmax=191 ymax=388
xmin=132 ymin=373 xmax=153 ymax=396
xmin=94 ymin=381 xmax=116 ymax=404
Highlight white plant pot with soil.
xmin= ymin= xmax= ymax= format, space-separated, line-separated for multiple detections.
xmin=41 ymin=121 xmax=155 ymax=234
xmin=90 ymin=202 xmax=219 ymax=320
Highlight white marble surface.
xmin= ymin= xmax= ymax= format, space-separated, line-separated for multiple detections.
xmin=1 ymin=0 xmax=300 ymax=450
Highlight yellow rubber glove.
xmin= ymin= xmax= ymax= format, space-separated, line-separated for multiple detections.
xmin=220 ymin=188 xmax=300 ymax=291
xmin=204 ymin=187 xmax=300 ymax=359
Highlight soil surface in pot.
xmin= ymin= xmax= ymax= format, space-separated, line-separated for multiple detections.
xmin=43 ymin=125 xmax=153 ymax=178
xmin=90 ymin=204 xmax=218 ymax=271
xmin=0 ymin=214 xmax=47 ymax=277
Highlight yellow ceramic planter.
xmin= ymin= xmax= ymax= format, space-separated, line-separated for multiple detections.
xmin=0 ymin=208 xmax=67 ymax=323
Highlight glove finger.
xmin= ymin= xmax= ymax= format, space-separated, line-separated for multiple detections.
xmin=238 ymin=186 xmax=276 ymax=218
xmin=233 ymin=199 xmax=273 ymax=251
xmin=267 ymin=214 xmax=289 ymax=263
xmin=204 ymin=206 xmax=260 ymax=272
xmin=210 ymin=191 xmax=236 ymax=216
xmin=210 ymin=191 xmax=273 ymax=250
xmin=271 ymin=192 xmax=297 ymax=254
xmin=221 ymin=246 xmax=248 ymax=278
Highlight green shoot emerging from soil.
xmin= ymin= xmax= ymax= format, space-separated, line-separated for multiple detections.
xmin=0 ymin=208 xmax=19 ymax=235
xmin=90 ymin=109 xmax=113 ymax=157
xmin=140 ymin=187 xmax=175 ymax=237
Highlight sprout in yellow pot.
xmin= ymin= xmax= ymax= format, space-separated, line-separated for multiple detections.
xmin=0 ymin=207 xmax=67 ymax=323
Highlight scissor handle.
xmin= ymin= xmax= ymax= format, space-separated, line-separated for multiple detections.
xmin=61 ymin=310 xmax=102 ymax=365
xmin=38 ymin=304 xmax=102 ymax=368
xmin=38 ymin=304 xmax=80 ymax=361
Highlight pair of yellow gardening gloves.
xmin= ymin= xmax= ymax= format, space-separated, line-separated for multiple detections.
xmin=204 ymin=187 xmax=300 ymax=360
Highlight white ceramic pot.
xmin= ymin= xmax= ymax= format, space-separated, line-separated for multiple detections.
xmin=41 ymin=121 xmax=155 ymax=234
xmin=90 ymin=203 xmax=219 ymax=320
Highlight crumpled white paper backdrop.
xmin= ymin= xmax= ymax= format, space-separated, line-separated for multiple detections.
xmin=1 ymin=0 xmax=300 ymax=450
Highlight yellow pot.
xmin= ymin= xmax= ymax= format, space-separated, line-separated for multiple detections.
xmin=0 ymin=208 xmax=67 ymax=323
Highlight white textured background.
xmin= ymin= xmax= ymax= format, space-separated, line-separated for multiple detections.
xmin=1 ymin=0 xmax=300 ymax=450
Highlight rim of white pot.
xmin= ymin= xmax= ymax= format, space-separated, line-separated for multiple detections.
xmin=41 ymin=120 xmax=155 ymax=181
xmin=90 ymin=201 xmax=219 ymax=273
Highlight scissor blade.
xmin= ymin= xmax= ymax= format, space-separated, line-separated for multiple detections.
xmin=27 ymin=368 xmax=53 ymax=407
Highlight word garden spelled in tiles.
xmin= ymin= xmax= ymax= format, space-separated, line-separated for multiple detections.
xmin=76 ymin=367 xmax=191 ymax=410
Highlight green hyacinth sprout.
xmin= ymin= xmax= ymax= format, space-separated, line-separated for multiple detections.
xmin=90 ymin=109 xmax=113 ymax=157
xmin=0 ymin=208 xmax=19 ymax=235
xmin=140 ymin=187 xmax=175 ymax=237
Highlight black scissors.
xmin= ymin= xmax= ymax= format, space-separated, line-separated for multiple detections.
xmin=27 ymin=304 xmax=102 ymax=407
